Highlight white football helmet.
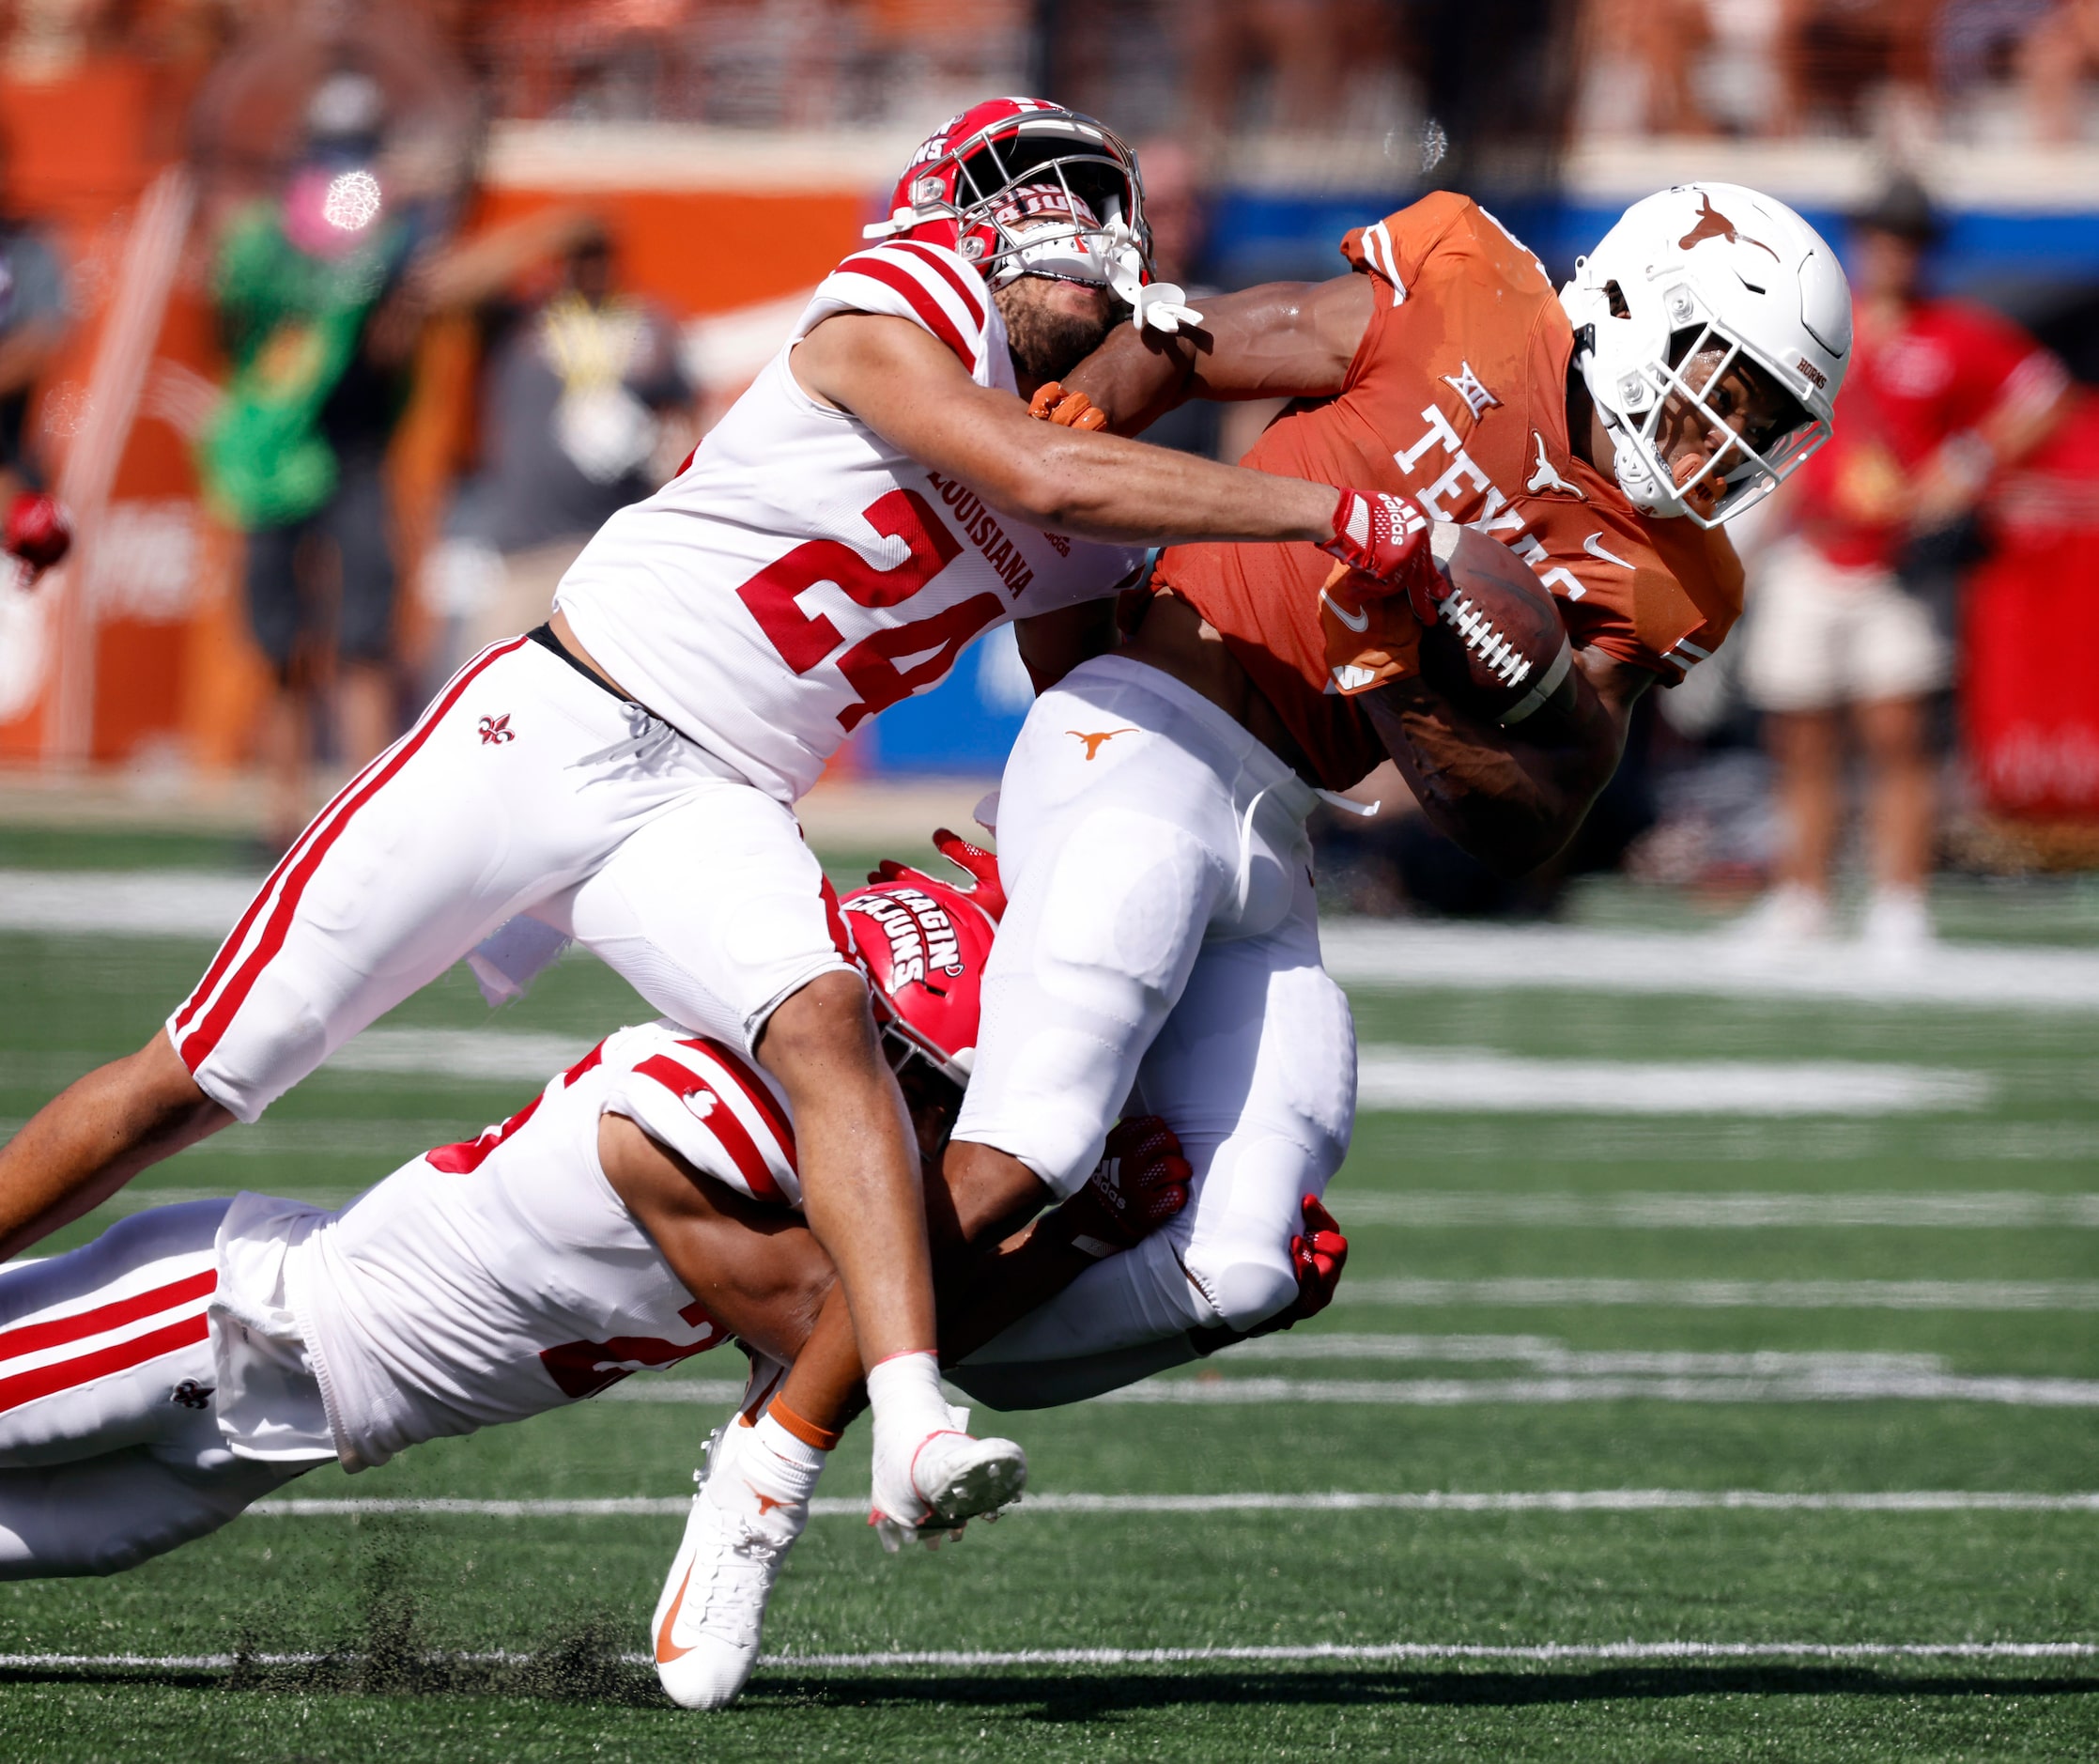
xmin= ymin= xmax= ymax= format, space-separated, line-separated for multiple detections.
xmin=1561 ymin=182 xmax=1852 ymax=528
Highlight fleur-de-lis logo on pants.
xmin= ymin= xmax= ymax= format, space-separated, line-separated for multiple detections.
xmin=479 ymin=714 xmax=516 ymax=746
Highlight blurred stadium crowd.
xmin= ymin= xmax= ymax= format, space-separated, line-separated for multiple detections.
xmin=0 ymin=0 xmax=2093 ymax=939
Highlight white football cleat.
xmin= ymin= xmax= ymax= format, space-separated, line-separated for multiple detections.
xmin=652 ymin=1422 xmax=808 ymax=1710
xmin=869 ymin=1405 xmax=1026 ymax=1554
xmin=1728 ymin=882 xmax=1832 ymax=948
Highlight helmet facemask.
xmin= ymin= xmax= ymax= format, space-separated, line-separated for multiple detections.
xmin=944 ymin=129 xmax=1146 ymax=295
xmin=1598 ymin=298 xmax=1829 ymax=530
xmin=871 ymin=101 xmax=1203 ymax=333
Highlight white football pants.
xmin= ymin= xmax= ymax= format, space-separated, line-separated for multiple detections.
xmin=0 ymin=1202 xmax=311 ymax=1578
xmin=949 ymin=655 xmax=1356 ymax=1386
xmin=168 ymin=636 xmax=857 ymax=1122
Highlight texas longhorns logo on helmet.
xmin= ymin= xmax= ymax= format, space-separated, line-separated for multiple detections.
xmin=1679 ymin=193 xmax=1779 ymax=263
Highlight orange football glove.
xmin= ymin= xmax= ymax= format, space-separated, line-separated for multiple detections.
xmin=1320 ymin=559 xmax=1425 ymax=697
xmin=1027 ymin=380 xmax=1108 ymax=431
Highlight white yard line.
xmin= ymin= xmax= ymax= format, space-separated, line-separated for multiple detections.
xmin=1350 ymin=1118 xmax=2099 ymax=1164
xmin=1335 ymin=1277 xmax=2099 ymax=1309
xmin=241 ymin=1489 xmax=2099 ymax=1520
xmin=1336 ymin=1191 xmax=2099 ymax=1228
xmin=1214 ymin=1337 xmax=1948 ymax=1373
xmin=3 ymin=1640 xmax=2091 ymax=1673
xmin=1097 ymin=1372 xmax=2099 ymax=1407
xmin=1324 ymin=919 xmax=2099 ymax=1013
xmin=601 ymin=1340 xmax=2099 ymax=1404
xmin=0 ymin=870 xmax=261 ymax=938
xmin=326 ymin=1029 xmax=592 ymax=1083
xmin=9 ymin=870 xmax=2099 ymax=1013
xmin=1355 ymin=1048 xmax=1989 ymax=1115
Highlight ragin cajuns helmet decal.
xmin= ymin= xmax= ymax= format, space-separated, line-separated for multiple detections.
xmin=864 ymin=97 xmax=1200 ymax=333
xmin=842 ymin=829 xmax=1004 ymax=1085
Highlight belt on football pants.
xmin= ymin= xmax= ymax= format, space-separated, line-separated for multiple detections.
xmin=528 ymin=622 xmax=748 ymax=786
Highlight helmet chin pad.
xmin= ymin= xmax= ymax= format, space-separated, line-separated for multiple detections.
xmin=987 ymin=188 xmax=1116 ymax=289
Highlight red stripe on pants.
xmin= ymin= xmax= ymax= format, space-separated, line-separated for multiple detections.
xmin=177 ymin=636 xmax=532 ymax=1074
xmin=0 ymin=1311 xmax=211 ymax=1416
xmin=0 ymin=1268 xmax=216 ymax=1364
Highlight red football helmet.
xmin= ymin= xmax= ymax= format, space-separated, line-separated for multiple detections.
xmin=843 ymin=829 xmax=1006 ymax=1089
xmin=865 ymin=96 xmax=1169 ymax=315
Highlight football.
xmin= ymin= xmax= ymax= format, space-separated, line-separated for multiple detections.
xmin=1416 ymin=522 xmax=1574 ymax=725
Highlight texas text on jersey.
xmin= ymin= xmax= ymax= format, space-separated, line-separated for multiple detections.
xmin=1151 ymin=192 xmax=1747 ymax=793
xmin=555 ymin=239 xmax=1146 ymax=803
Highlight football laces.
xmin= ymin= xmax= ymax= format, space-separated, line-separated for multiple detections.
xmin=1439 ymin=589 xmax=1536 ymax=691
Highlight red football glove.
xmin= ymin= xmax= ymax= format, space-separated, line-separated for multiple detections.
xmin=1027 ymin=380 xmax=1108 ymax=431
xmin=1038 ymin=1115 xmax=1192 ymax=1259
xmin=5 ymin=491 xmax=70 ymax=579
xmin=1320 ymin=488 xmax=1443 ymax=625
xmin=868 ymin=827 xmax=1007 ymax=923
xmin=1289 ymin=1194 xmax=1349 ymax=1318
xmin=1243 ymin=1195 xmax=1350 ymax=1338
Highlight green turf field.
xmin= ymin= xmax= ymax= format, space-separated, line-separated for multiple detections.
xmin=1 ymin=842 xmax=2094 ymax=1759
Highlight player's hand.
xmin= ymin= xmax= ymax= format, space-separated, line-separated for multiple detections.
xmin=1027 ymin=380 xmax=1108 ymax=431
xmin=1242 ymin=1196 xmax=1349 ymax=1337
xmin=1320 ymin=488 xmax=1443 ymax=624
xmin=4 ymin=490 xmax=70 ymax=580
xmin=869 ymin=828 xmax=1007 ymax=921
xmin=1040 ymin=1116 xmax=1192 ymax=1259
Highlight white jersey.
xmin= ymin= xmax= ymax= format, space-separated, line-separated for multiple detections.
xmin=280 ymin=1022 xmax=800 ymax=1471
xmin=555 ymin=240 xmax=1146 ymax=801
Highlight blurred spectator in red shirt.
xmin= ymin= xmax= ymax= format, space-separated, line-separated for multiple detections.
xmin=1736 ymin=175 xmax=2071 ymax=954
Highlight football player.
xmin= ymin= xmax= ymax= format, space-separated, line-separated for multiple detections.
xmin=0 ymin=856 xmax=1211 ymax=1634
xmin=696 ymin=186 xmax=1853 ymax=1660
xmin=0 ymin=98 xmax=1429 ymax=1539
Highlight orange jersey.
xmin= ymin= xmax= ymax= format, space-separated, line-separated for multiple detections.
xmin=1152 ymin=192 xmax=1745 ymax=792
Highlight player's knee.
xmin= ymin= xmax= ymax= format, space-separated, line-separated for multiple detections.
xmin=1205 ymin=1255 xmax=1300 ymax=1334
xmin=755 ymin=969 xmax=880 ymax=1083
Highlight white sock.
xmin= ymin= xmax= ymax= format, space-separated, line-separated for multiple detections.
xmin=747 ymin=1412 xmax=826 ymax=1504
xmin=864 ymin=1350 xmax=954 ymax=1443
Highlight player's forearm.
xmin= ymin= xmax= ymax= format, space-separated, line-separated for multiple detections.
xmin=1058 ymin=321 xmax=1200 ymax=434
xmin=1062 ymin=279 xmax=1364 ymax=435
xmin=1364 ymin=655 xmax=1624 ymax=876
xmin=999 ymin=426 xmax=1335 ymax=546
xmin=936 ymin=1223 xmax=1097 ymax=1369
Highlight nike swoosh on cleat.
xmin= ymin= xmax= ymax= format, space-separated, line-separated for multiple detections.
xmin=1582 ymin=533 xmax=1636 ymax=570
xmin=1320 ymin=589 xmax=1370 ymax=633
xmin=656 ymin=1564 xmax=695 ymax=1663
